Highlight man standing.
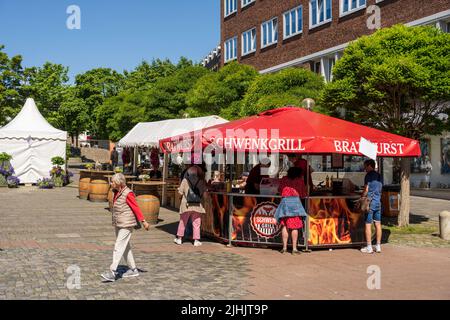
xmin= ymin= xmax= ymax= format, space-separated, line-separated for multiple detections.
xmin=110 ymin=147 xmax=119 ymax=170
xmin=361 ymin=159 xmax=383 ymax=254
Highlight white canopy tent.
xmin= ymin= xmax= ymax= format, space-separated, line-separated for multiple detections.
xmin=117 ymin=115 xmax=228 ymax=205
xmin=0 ymin=98 xmax=67 ymax=184
xmin=117 ymin=115 xmax=228 ymax=148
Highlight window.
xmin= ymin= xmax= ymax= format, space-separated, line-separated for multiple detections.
xmin=310 ymin=0 xmax=332 ymax=28
xmin=224 ymin=0 xmax=237 ymax=17
xmin=242 ymin=0 xmax=255 ymax=8
xmin=224 ymin=37 xmax=238 ymax=63
xmin=327 ymin=57 xmax=335 ymax=82
xmin=242 ymin=28 xmax=257 ymax=56
xmin=313 ymin=61 xmax=321 ymax=75
xmin=340 ymin=0 xmax=366 ymax=16
xmin=261 ymin=18 xmax=278 ymax=48
xmin=284 ymin=6 xmax=303 ymax=39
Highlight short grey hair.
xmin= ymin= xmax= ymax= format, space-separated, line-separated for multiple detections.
xmin=111 ymin=173 xmax=126 ymax=186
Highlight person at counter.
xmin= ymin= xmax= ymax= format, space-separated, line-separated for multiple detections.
xmin=275 ymin=167 xmax=307 ymax=255
xmin=236 ymin=172 xmax=249 ymax=193
xmin=208 ymin=171 xmax=225 ymax=192
xmin=294 ymin=157 xmax=314 ymax=192
xmin=360 ymin=159 xmax=383 ymax=254
xmin=245 ymin=158 xmax=271 ymax=195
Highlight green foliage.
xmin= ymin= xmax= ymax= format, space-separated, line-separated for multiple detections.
xmin=240 ymin=67 xmax=325 ymax=117
xmin=0 ymin=152 xmax=12 ymax=162
xmin=51 ymin=156 xmax=65 ymax=166
xmin=186 ymin=62 xmax=258 ymax=117
xmin=22 ymin=62 xmax=70 ymax=124
xmin=0 ymin=45 xmax=24 ymax=125
xmin=320 ymin=25 xmax=450 ymax=139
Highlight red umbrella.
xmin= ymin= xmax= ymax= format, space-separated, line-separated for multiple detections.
xmin=160 ymin=107 xmax=421 ymax=157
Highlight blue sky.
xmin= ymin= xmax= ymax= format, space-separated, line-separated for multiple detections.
xmin=0 ymin=0 xmax=220 ymax=80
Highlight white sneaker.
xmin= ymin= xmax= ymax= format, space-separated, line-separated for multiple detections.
xmin=194 ymin=240 xmax=202 ymax=247
xmin=375 ymin=244 xmax=381 ymax=253
xmin=174 ymin=238 xmax=182 ymax=245
xmin=360 ymin=246 xmax=374 ymax=254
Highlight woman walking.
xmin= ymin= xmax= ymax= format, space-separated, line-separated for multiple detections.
xmin=174 ymin=165 xmax=207 ymax=247
xmin=101 ymin=173 xmax=150 ymax=282
xmin=275 ymin=167 xmax=307 ymax=255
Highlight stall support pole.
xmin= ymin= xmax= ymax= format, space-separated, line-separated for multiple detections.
xmin=133 ymin=147 xmax=138 ymax=175
xmin=227 ymin=194 xmax=234 ymax=247
xmin=303 ymin=155 xmax=312 ymax=253
xmin=161 ymin=153 xmax=169 ymax=206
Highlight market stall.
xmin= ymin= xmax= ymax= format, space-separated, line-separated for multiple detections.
xmin=160 ymin=107 xmax=421 ymax=249
xmin=117 ymin=115 xmax=228 ymax=206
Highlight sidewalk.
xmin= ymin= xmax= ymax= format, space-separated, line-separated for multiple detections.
xmin=411 ymin=188 xmax=450 ymax=201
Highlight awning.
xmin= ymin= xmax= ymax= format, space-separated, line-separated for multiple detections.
xmin=117 ymin=115 xmax=228 ymax=148
xmin=160 ymin=107 xmax=421 ymax=157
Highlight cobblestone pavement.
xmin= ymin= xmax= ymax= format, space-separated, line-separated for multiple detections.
xmin=1 ymin=187 xmax=450 ymax=300
xmin=0 ymin=187 xmax=251 ymax=300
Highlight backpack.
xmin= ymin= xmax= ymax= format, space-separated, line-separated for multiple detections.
xmin=186 ymin=179 xmax=203 ymax=203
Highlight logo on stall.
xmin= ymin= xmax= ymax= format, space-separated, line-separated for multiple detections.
xmin=250 ymin=202 xmax=280 ymax=239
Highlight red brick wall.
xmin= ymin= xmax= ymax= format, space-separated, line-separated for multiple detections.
xmin=220 ymin=0 xmax=450 ymax=70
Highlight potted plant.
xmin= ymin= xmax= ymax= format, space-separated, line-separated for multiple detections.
xmin=50 ymin=156 xmax=66 ymax=187
xmin=7 ymin=176 xmax=20 ymax=188
xmin=37 ymin=178 xmax=55 ymax=189
xmin=0 ymin=152 xmax=15 ymax=187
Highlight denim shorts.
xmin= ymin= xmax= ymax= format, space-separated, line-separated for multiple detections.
xmin=365 ymin=209 xmax=381 ymax=224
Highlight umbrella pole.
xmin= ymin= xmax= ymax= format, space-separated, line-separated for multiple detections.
xmin=302 ymin=154 xmax=312 ymax=253
xmin=161 ymin=152 xmax=168 ymax=206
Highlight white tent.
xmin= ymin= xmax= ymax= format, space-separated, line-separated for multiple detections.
xmin=0 ymin=98 xmax=67 ymax=184
xmin=117 ymin=115 xmax=228 ymax=148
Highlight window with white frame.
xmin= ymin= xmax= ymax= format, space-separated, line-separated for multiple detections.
xmin=224 ymin=37 xmax=238 ymax=63
xmin=340 ymin=0 xmax=366 ymax=16
xmin=242 ymin=28 xmax=256 ymax=56
xmin=224 ymin=0 xmax=237 ymax=17
xmin=284 ymin=6 xmax=303 ymax=39
xmin=261 ymin=18 xmax=278 ymax=48
xmin=310 ymin=0 xmax=332 ymax=28
xmin=242 ymin=0 xmax=255 ymax=8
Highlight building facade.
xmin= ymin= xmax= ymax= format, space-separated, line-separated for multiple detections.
xmin=220 ymin=0 xmax=450 ymax=188
xmin=221 ymin=0 xmax=450 ymax=81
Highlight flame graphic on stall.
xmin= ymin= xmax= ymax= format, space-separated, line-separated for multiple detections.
xmin=232 ymin=196 xmax=257 ymax=240
xmin=308 ymin=198 xmax=355 ymax=245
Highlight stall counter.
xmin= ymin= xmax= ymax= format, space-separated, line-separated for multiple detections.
xmin=201 ymin=191 xmax=366 ymax=249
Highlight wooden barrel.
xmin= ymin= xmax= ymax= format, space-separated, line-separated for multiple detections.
xmin=89 ymin=179 xmax=110 ymax=202
xmin=136 ymin=195 xmax=160 ymax=225
xmin=79 ymin=177 xmax=90 ymax=200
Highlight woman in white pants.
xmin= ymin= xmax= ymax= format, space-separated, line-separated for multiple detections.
xmin=101 ymin=173 xmax=149 ymax=282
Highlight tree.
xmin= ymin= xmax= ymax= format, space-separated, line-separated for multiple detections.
xmin=141 ymin=65 xmax=209 ymax=121
xmin=97 ymin=63 xmax=208 ymax=141
xmin=74 ymin=68 xmax=125 ymax=138
xmin=123 ymin=58 xmax=178 ymax=91
xmin=59 ymin=87 xmax=89 ymax=145
xmin=22 ymin=62 xmax=70 ymax=125
xmin=186 ymin=62 xmax=258 ymax=118
xmin=320 ymin=25 xmax=450 ymax=226
xmin=0 ymin=45 xmax=24 ymax=125
xmin=239 ymin=67 xmax=325 ymax=117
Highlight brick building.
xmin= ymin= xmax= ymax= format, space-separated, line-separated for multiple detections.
xmin=219 ymin=0 xmax=450 ymax=188
xmin=221 ymin=0 xmax=450 ymax=81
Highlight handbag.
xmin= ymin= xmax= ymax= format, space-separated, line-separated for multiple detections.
xmin=356 ymin=196 xmax=372 ymax=214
